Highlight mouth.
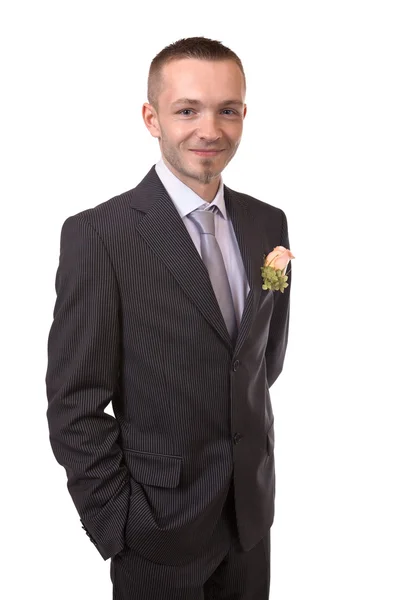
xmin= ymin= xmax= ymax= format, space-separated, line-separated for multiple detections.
xmin=189 ymin=149 xmax=224 ymax=157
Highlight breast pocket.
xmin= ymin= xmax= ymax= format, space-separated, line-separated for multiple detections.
xmin=122 ymin=447 xmax=183 ymax=488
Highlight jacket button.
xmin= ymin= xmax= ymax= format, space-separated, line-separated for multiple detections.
xmin=233 ymin=433 xmax=243 ymax=444
xmin=233 ymin=360 xmax=240 ymax=371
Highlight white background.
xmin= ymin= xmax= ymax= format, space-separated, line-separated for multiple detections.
xmin=1 ymin=1 xmax=399 ymax=598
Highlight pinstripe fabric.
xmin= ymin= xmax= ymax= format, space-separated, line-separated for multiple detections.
xmin=45 ymin=165 xmax=292 ymax=569
xmin=110 ymin=483 xmax=271 ymax=599
xmin=154 ymin=157 xmax=251 ymax=327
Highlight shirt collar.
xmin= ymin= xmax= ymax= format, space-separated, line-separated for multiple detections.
xmin=155 ymin=157 xmax=227 ymax=219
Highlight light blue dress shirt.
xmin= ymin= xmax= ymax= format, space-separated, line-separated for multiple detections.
xmin=155 ymin=158 xmax=250 ymax=327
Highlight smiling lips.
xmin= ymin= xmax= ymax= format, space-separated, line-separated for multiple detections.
xmin=190 ymin=149 xmax=224 ymax=156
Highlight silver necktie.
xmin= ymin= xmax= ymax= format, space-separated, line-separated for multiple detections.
xmin=188 ymin=206 xmax=238 ymax=341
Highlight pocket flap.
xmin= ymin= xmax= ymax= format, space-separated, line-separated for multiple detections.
xmin=123 ymin=447 xmax=183 ymax=488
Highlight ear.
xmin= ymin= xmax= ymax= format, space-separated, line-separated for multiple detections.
xmin=243 ymin=104 xmax=247 ymax=119
xmin=142 ymin=103 xmax=161 ymax=138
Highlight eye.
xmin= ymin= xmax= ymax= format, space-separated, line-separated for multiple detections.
xmin=178 ymin=109 xmax=195 ymax=116
xmin=222 ymin=109 xmax=236 ymax=115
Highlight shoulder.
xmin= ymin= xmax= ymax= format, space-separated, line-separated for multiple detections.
xmin=224 ymin=184 xmax=286 ymax=222
xmin=60 ymin=187 xmax=136 ymax=238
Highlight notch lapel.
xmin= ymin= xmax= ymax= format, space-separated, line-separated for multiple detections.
xmin=224 ymin=185 xmax=262 ymax=355
xmin=128 ymin=166 xmax=262 ymax=355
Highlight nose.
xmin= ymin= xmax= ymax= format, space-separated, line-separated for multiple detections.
xmin=195 ymin=114 xmax=222 ymax=142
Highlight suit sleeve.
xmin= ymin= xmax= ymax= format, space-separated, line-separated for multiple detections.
xmin=45 ymin=214 xmax=131 ymax=560
xmin=265 ymin=209 xmax=292 ymax=388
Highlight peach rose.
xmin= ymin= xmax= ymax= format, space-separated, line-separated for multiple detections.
xmin=264 ymin=246 xmax=295 ymax=275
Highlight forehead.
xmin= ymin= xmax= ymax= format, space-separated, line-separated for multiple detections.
xmin=159 ymin=58 xmax=245 ymax=105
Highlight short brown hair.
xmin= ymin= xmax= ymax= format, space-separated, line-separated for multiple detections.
xmin=147 ymin=36 xmax=246 ymax=111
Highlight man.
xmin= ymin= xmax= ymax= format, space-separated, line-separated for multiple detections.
xmin=46 ymin=36 xmax=293 ymax=599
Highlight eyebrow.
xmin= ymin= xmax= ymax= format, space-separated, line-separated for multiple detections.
xmin=171 ymin=98 xmax=244 ymax=107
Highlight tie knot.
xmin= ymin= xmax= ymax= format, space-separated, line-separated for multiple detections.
xmin=188 ymin=205 xmax=218 ymax=236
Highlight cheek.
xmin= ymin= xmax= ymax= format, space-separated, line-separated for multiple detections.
xmin=223 ymin=123 xmax=243 ymax=144
xmin=231 ymin=122 xmax=244 ymax=139
xmin=167 ymin=123 xmax=193 ymax=144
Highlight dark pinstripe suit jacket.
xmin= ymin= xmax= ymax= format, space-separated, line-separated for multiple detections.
xmin=45 ymin=164 xmax=292 ymax=565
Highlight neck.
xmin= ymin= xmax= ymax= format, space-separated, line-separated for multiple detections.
xmin=162 ymin=158 xmax=221 ymax=203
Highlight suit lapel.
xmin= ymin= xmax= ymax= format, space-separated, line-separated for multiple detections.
xmin=128 ymin=166 xmax=262 ymax=355
xmin=224 ymin=185 xmax=262 ymax=354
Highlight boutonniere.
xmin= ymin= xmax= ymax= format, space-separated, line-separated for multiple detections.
xmin=261 ymin=246 xmax=295 ymax=292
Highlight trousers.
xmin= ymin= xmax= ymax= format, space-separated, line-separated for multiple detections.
xmin=110 ymin=478 xmax=271 ymax=599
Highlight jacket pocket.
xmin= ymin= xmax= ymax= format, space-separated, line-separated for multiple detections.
xmin=122 ymin=447 xmax=183 ymax=488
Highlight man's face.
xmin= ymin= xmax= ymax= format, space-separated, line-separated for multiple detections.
xmin=144 ymin=58 xmax=247 ymax=187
